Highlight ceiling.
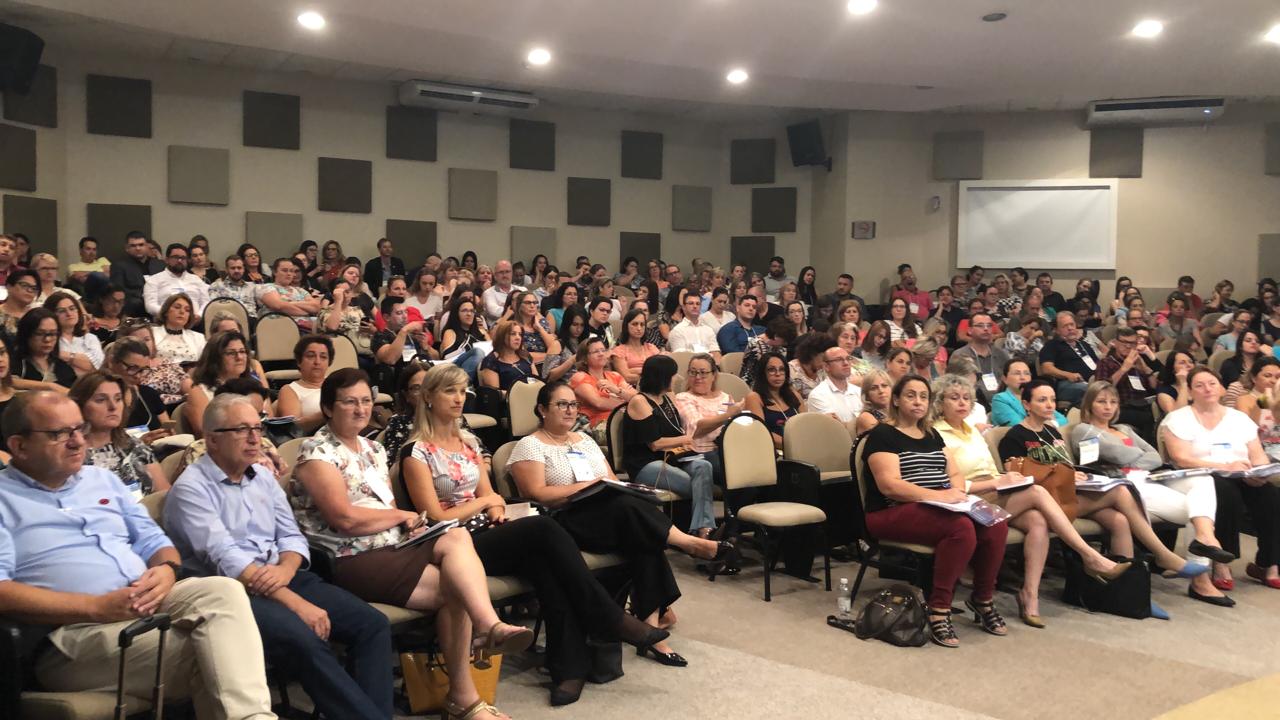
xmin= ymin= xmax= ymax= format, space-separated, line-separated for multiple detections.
xmin=3 ymin=0 xmax=1280 ymax=118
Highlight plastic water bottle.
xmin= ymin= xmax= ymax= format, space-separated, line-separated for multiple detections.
xmin=837 ymin=578 xmax=852 ymax=621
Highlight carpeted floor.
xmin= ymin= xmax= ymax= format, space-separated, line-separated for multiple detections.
xmin=478 ymin=535 xmax=1280 ymax=720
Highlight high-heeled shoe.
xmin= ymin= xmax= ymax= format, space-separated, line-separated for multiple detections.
xmin=1188 ymin=539 xmax=1237 ymax=564
xmin=1246 ymin=563 xmax=1280 ymax=589
xmin=926 ymin=611 xmax=959 ymax=648
xmin=472 ymin=622 xmax=534 ymax=669
xmin=1084 ymin=560 xmax=1132 ymax=584
xmin=550 ymin=678 xmax=586 ymax=707
xmin=637 ymin=644 xmax=689 ymax=667
xmin=700 ymin=540 xmax=742 ymax=579
xmin=613 ymin=612 xmax=670 ymax=649
xmin=444 ymin=697 xmax=507 ymax=719
xmin=1015 ymin=595 xmax=1046 ymax=629
xmin=963 ymin=596 xmax=1008 ymax=636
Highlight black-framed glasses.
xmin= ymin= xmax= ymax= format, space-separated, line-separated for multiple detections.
xmin=14 ymin=282 xmax=36 ymax=292
xmin=687 ymin=369 xmax=714 ymax=378
xmin=34 ymin=331 xmax=59 ymax=339
xmin=550 ymin=400 xmax=580 ymax=412
xmin=211 ymin=424 xmax=265 ymax=438
xmin=223 ymin=348 xmax=249 ymax=358
xmin=119 ymin=361 xmax=147 ymax=376
xmin=27 ymin=423 xmax=90 ymax=443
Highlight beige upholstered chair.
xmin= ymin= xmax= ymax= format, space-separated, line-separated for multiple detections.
xmin=256 ymin=313 xmax=302 ymax=382
xmin=508 ymin=379 xmax=544 ymax=438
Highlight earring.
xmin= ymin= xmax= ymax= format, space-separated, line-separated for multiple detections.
xmin=427 ymin=403 xmax=433 ymax=409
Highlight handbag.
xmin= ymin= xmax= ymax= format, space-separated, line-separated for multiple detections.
xmin=400 ymin=652 xmax=502 ymax=713
xmin=852 ymin=584 xmax=928 ymax=647
xmin=1004 ymin=455 xmax=1079 ymax=521
xmin=1061 ymin=551 xmax=1151 ymax=619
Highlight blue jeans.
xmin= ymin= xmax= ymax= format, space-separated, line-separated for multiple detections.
xmin=249 ymin=570 xmax=393 ymax=720
xmin=635 ymin=457 xmax=716 ymax=532
xmin=1055 ymin=379 xmax=1088 ymax=406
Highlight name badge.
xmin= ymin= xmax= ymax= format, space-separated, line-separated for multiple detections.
xmin=367 ymin=476 xmax=396 ymax=506
xmin=909 ymin=303 xmax=919 ymax=315
xmin=1210 ymin=442 xmax=1234 ymax=463
xmin=125 ymin=482 xmax=144 ymax=502
xmin=1078 ymin=437 xmax=1100 ymax=465
xmin=1081 ymin=355 xmax=1097 ymax=371
xmin=566 ymin=449 xmax=596 ymax=483
xmin=1128 ymin=374 xmax=1145 ymax=391
xmin=401 ymin=340 xmax=417 ymax=362
xmin=982 ymin=373 xmax=999 ymax=392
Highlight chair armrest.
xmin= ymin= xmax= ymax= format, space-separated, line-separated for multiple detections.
xmin=0 ymin=617 xmax=55 ymax=714
xmin=776 ymin=459 xmax=821 ymax=506
xmin=308 ymin=544 xmax=338 ymax=582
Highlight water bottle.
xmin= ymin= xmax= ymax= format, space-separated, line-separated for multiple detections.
xmin=836 ymin=577 xmax=852 ymax=621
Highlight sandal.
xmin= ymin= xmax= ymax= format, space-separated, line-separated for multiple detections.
xmin=472 ymin=622 xmax=534 ymax=669
xmin=444 ymin=697 xmax=508 ymax=720
xmin=964 ymin=596 xmax=1008 ymax=636
xmin=927 ymin=610 xmax=959 ymax=648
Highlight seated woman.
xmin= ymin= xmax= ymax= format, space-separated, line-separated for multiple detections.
xmin=570 ymin=337 xmax=637 ymax=430
xmin=1163 ymin=366 xmax=1280 ymax=597
xmin=1219 ymin=329 xmax=1262 ymax=401
xmin=991 ymin=358 xmax=1066 ymax=427
xmin=0 ymin=336 xmax=15 ymax=449
xmin=381 ymin=360 xmax=430 ymax=461
xmin=1003 ymin=314 xmax=1045 ymax=369
xmin=276 ymin=334 xmax=332 ymax=433
xmin=675 ymin=353 xmax=744 ymax=474
xmin=1155 ymin=349 xmax=1196 ymax=417
xmin=611 ymin=309 xmax=661 ymax=385
xmin=70 ymin=371 xmax=169 ymax=495
xmin=172 ymin=378 xmax=286 ymax=478
xmin=999 ymin=380 xmax=1219 ymax=603
xmin=623 ymin=355 xmax=717 ymax=537
xmin=1157 ymin=291 xmax=1203 ymax=350
xmin=884 ymin=346 xmax=912 ymax=385
xmin=908 ymin=337 xmax=943 ymax=381
xmin=788 ymin=333 xmax=834 ymax=401
xmin=207 ymin=314 xmax=269 ymax=381
xmin=319 ymin=277 xmax=376 ymax=361
xmin=543 ymin=305 xmax=590 ymax=384
xmin=479 ymin=320 xmax=539 ymax=393
xmin=439 ymin=297 xmax=490 ymax=379
xmin=0 ymin=268 xmax=36 ymax=336
xmin=104 ymin=338 xmax=172 ymax=440
xmin=854 ymin=370 xmax=892 ymax=437
xmin=859 ymin=374 xmax=1009 ymax=647
xmin=290 ymin=368 xmax=531 ymax=720
xmin=185 ymin=331 xmax=266 ymax=437
xmin=508 ymin=291 xmax=560 ymax=367
xmin=259 ymin=258 xmax=322 ymax=330
xmin=399 ymin=366 xmax=669 ymax=706
xmin=510 ymin=382 xmax=734 ymax=669
xmin=46 ymin=292 xmax=102 ymax=376
xmin=89 ymin=284 xmax=127 ymax=345
xmin=744 ymin=352 xmax=804 ymax=449
xmin=1233 ymin=357 xmax=1280 ymax=461
xmin=545 ymin=282 xmax=581 ymax=334
xmin=12 ymin=308 xmax=76 ymax=393
xmin=934 ymin=376 xmax=1168 ymax=627
xmin=150 ymin=293 xmax=206 ymax=365
xmin=885 ymin=298 xmax=922 ymax=344
xmin=859 ymin=320 xmax=892 ymax=370
xmin=118 ymin=319 xmax=191 ymax=408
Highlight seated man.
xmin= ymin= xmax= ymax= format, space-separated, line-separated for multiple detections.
xmin=0 ymin=391 xmax=275 ymax=718
xmin=1038 ymin=312 xmax=1098 ymax=406
xmin=806 ymin=346 xmax=863 ymax=429
xmin=165 ymin=394 xmax=392 ymax=720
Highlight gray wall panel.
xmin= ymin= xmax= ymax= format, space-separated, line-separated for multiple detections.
xmin=511 ymin=226 xmax=557 ymax=267
xmin=448 ymin=168 xmax=498 ymax=221
xmin=1266 ymin=123 xmax=1280 ymax=176
xmin=245 ymin=211 xmax=303 ymax=261
xmin=567 ymin=177 xmax=611 ymax=226
xmin=751 ymin=187 xmax=797 ymax=233
xmin=671 ymin=185 xmax=712 ymax=232
xmin=87 ymin=203 xmax=151 ymax=248
xmin=86 ymin=74 xmax=151 ymax=138
xmin=620 ymin=130 xmax=663 ymax=179
xmin=168 ymin=145 xmax=230 ymax=205
xmin=619 ymin=232 xmax=661 ymax=270
xmin=2 ymin=195 xmax=57 ymax=256
xmin=730 ymin=138 xmax=775 ymax=185
xmin=386 ymin=219 xmax=437 ymax=269
xmin=932 ymin=131 xmax=984 ymax=180
xmin=386 ymin=106 xmax=437 ymax=162
xmin=730 ymin=236 xmax=775 ymax=276
xmin=0 ymin=122 xmax=36 ymax=191
xmin=3 ymin=64 xmax=58 ymax=128
xmin=318 ymin=157 xmax=372 ymax=213
xmin=243 ymin=91 xmax=300 ymax=150
xmin=1090 ymin=127 xmax=1144 ymax=178
xmin=509 ymin=119 xmax=556 ymax=171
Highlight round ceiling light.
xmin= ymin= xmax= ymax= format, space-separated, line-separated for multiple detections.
xmin=526 ymin=48 xmax=552 ymax=66
xmin=297 ymin=11 xmax=326 ymax=30
xmin=726 ymin=68 xmax=749 ymax=84
xmin=982 ymin=12 xmax=1007 ymax=22
xmin=1265 ymin=24 xmax=1280 ymax=44
xmin=1131 ymin=19 xmax=1163 ymax=38
xmin=847 ymin=0 xmax=878 ymax=16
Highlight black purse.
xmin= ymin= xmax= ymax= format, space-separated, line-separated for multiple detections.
xmin=1061 ymin=551 xmax=1151 ymax=619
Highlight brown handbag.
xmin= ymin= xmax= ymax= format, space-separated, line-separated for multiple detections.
xmin=1005 ymin=455 xmax=1079 ymax=521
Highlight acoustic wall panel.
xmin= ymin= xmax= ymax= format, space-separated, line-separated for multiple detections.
xmin=730 ymin=138 xmax=775 ymax=185
xmin=509 ymin=119 xmax=555 ymax=171
xmin=730 ymin=236 xmax=775 ymax=276
xmin=620 ymin=130 xmax=663 ymax=179
xmin=0 ymin=123 xmax=36 ymax=191
xmin=751 ymin=187 xmax=797 ymax=233
xmin=511 ymin=226 xmax=557 ymax=267
xmin=386 ymin=106 xmax=437 ymax=162
xmin=672 ymin=185 xmax=712 ymax=232
xmin=2 ymin=195 xmax=57 ymax=256
xmin=932 ymin=131 xmax=984 ymax=181
xmin=620 ymin=232 xmax=661 ymax=270
xmin=386 ymin=219 xmax=437 ymax=269
xmin=168 ymin=145 xmax=230 ymax=205
xmin=245 ymin=211 xmax=303 ymax=261
xmin=1266 ymin=123 xmax=1280 ymax=176
xmin=1090 ymin=127 xmax=1144 ymax=178
xmin=87 ymin=203 xmax=151 ymax=247
xmin=3 ymin=64 xmax=57 ymax=127
xmin=1260 ymin=234 xmax=1280 ymax=281
xmin=86 ymin=74 xmax=151 ymax=138
xmin=318 ymin=157 xmax=372 ymax=213
xmin=567 ymin=177 xmax=611 ymax=227
xmin=243 ymin=91 xmax=300 ymax=150
xmin=448 ymin=168 xmax=498 ymax=221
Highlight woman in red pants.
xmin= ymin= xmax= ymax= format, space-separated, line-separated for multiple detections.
xmin=859 ymin=373 xmax=1010 ymax=647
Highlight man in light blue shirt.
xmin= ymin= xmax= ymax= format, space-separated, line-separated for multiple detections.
xmin=0 ymin=391 xmax=274 ymax=718
xmin=164 ymin=393 xmax=392 ymax=720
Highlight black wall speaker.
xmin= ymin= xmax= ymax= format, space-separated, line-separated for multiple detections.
xmin=0 ymin=24 xmax=44 ymax=95
xmin=786 ymin=119 xmax=829 ymax=170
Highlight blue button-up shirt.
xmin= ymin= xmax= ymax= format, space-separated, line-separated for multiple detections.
xmin=0 ymin=465 xmax=173 ymax=595
xmin=163 ymin=454 xmax=311 ymax=579
xmin=716 ymin=319 xmax=765 ymax=354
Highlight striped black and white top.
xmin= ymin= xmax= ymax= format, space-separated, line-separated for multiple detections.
xmin=860 ymin=423 xmax=951 ymax=513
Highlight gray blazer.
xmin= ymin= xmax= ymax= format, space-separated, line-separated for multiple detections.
xmin=1070 ymin=423 xmax=1161 ymax=471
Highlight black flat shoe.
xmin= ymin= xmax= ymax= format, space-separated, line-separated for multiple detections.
xmin=637 ymin=645 xmax=689 ymax=667
xmin=1188 ymin=586 xmax=1236 ymax=607
xmin=550 ymin=678 xmax=585 ymax=706
xmin=614 ymin=613 xmax=670 ymax=649
xmin=1188 ymin=540 xmax=1237 ymax=565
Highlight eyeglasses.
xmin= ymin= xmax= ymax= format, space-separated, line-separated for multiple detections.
xmin=521 ymin=300 xmax=539 ymax=306
xmin=765 ymin=366 xmax=787 ymax=375
xmin=825 ymin=356 xmax=851 ymax=364
xmin=337 ymin=397 xmax=375 ymax=409
xmin=687 ymin=369 xmax=714 ymax=377
xmin=211 ymin=424 xmax=265 ymax=438
xmin=27 ymin=423 xmax=90 ymax=443
xmin=119 ymin=361 xmax=147 ymax=376
xmin=550 ymin=400 xmax=580 ymax=412
xmin=223 ymin=349 xmax=249 ymax=358
xmin=14 ymin=282 xmax=36 ymax=292
xmin=34 ymin=331 xmax=59 ymax=339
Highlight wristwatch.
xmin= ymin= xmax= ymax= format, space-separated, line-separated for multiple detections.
xmin=160 ymin=560 xmax=186 ymax=579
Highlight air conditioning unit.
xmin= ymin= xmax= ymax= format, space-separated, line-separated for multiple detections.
xmin=1084 ymin=97 xmax=1226 ymax=127
xmin=398 ymin=80 xmax=539 ymax=116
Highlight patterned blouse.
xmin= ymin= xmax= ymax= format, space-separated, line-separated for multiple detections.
xmin=290 ymin=425 xmax=401 ymax=557
xmin=788 ymin=359 xmax=825 ymax=400
xmin=318 ymin=304 xmax=372 ymax=355
xmin=85 ymin=440 xmax=157 ymax=494
xmin=518 ymin=318 xmax=553 ymax=356
xmin=408 ymin=438 xmax=485 ymax=509
xmin=675 ymin=390 xmax=735 ymax=453
xmin=141 ymin=360 xmax=188 ymax=406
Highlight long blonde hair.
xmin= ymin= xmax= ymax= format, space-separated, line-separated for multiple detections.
xmin=409 ymin=364 xmax=479 ymax=450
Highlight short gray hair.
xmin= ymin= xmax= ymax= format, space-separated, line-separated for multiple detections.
xmin=203 ymin=393 xmax=257 ymax=435
xmin=930 ymin=373 xmax=975 ymax=417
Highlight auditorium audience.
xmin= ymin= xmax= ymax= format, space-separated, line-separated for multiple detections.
xmin=1219 ymin=328 xmax=1261 ymax=390
xmin=208 ymin=254 xmax=260 ymax=318
xmin=1233 ymin=357 xmax=1280 ymax=461
xmin=508 ymin=290 xmax=559 ymax=367
xmin=738 ymin=317 xmax=796 ymax=382
xmin=1037 ymin=312 xmax=1098 ymax=406
xmin=884 ymin=346 xmax=912 ymax=385
xmin=143 ymin=243 xmax=209 ymax=318
xmin=789 ymin=333 xmax=834 ymax=401
xmin=1158 ymin=291 xmax=1203 ymax=349
xmin=675 ymin=353 xmax=742 ymax=475
xmin=716 ymin=295 xmax=764 ymax=354
xmin=439 ymin=297 xmax=490 ymax=378
xmin=853 ymin=370 xmax=892 ymax=437
xmin=951 ymin=312 xmax=1009 ymax=403
xmin=612 ymin=308 xmax=662 ymax=384
xmin=546 ymin=282 xmax=581 ymax=332
xmin=1093 ymin=326 xmax=1159 ymax=441
xmin=992 ymin=358 xmax=1066 ymax=427
xmin=807 ymin=346 xmax=863 ymax=430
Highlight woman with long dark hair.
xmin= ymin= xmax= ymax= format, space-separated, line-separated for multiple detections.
xmin=439 ymin=297 xmax=490 ymax=378
xmin=12 ymin=307 xmax=76 ymax=392
xmin=796 ymin=266 xmax=818 ymax=308
xmin=743 ymin=352 xmax=804 ymax=450
xmin=236 ymin=243 xmax=270 ymax=282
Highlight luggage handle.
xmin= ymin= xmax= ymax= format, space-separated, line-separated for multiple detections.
xmin=115 ymin=613 xmax=172 ymax=720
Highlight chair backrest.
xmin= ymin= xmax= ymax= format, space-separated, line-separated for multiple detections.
xmin=1201 ymin=312 xmax=1224 ymax=328
xmin=853 ymin=436 xmax=871 ymax=507
xmin=1158 ymin=338 xmax=1177 ymax=352
xmin=1099 ymin=324 xmax=1119 ymax=343
xmin=1065 ymin=407 xmax=1081 ymax=426
xmin=160 ymin=450 xmax=185 ymax=483
xmin=173 ymin=402 xmax=192 ymax=435
xmin=1061 ymin=422 xmax=1080 ymax=461
xmin=671 ymin=374 xmax=686 ymax=394
xmin=614 ymin=285 xmax=634 ymax=299
xmin=508 ymin=379 xmax=544 ymax=437
xmin=993 ymin=336 xmax=1006 ymax=350
xmin=140 ymin=489 xmax=168 ymax=525
xmin=204 ymin=297 xmax=250 ymax=339
xmin=783 ymin=413 xmax=853 ymax=473
xmin=256 ymin=313 xmax=301 ymax=363
xmin=1155 ymin=349 xmax=1171 ymax=365
xmin=608 ymin=317 xmax=622 ymax=341
xmin=276 ymin=436 xmax=308 ymax=475
xmin=606 ymin=404 xmax=627 ymax=471
xmin=720 ymin=352 xmax=744 ymax=377
xmin=715 ymin=373 xmax=751 ymax=402
xmin=720 ymin=414 xmax=778 ymax=491
xmin=491 ymin=441 xmax=519 ymax=498
xmin=668 ymin=350 xmax=695 ymax=376
xmin=984 ymin=425 xmax=1010 ymax=469
xmin=327 ymin=334 xmax=359 ymax=376
xmin=389 ymin=461 xmax=407 ymax=508
xmin=1208 ymin=349 xmax=1234 ymax=374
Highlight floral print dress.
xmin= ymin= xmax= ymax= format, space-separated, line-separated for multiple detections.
xmin=289 ymin=425 xmax=401 ymax=557
xmin=409 ymin=438 xmax=484 ymax=509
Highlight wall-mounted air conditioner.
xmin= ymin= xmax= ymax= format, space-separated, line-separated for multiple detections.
xmin=1084 ymin=97 xmax=1226 ymax=127
xmin=398 ymin=80 xmax=539 ymax=116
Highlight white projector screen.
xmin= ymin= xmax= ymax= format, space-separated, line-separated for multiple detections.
xmin=957 ymin=179 xmax=1118 ymax=270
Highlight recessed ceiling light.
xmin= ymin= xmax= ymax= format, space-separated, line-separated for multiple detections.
xmin=1131 ymin=19 xmax=1163 ymax=38
xmin=847 ymin=0 xmax=877 ymax=16
xmin=297 ymin=11 xmax=326 ymax=31
xmin=982 ymin=12 xmax=1007 ymax=22
xmin=526 ymin=48 xmax=551 ymax=66
xmin=1265 ymin=24 xmax=1280 ymax=44
xmin=726 ymin=68 xmax=749 ymax=84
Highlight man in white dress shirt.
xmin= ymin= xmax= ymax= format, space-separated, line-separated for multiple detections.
xmin=806 ymin=346 xmax=863 ymax=425
xmin=144 ymin=243 xmax=210 ymax=318
xmin=667 ymin=291 xmax=721 ymax=358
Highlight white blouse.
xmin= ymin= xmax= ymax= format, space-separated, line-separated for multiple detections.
xmin=507 ymin=433 xmax=611 ymax=487
xmin=1162 ymin=406 xmax=1257 ymax=465
xmin=151 ymin=326 xmax=206 ymax=364
xmin=60 ymin=333 xmax=104 ymax=369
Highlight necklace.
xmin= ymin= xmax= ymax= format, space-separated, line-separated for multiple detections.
xmin=652 ymin=394 xmax=684 ymax=432
xmin=540 ymin=429 xmax=572 ymax=445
